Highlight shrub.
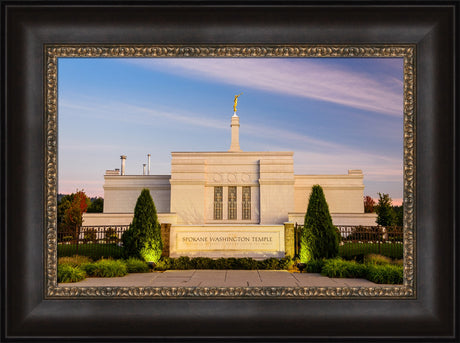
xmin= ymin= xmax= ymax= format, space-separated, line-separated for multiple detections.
xmin=300 ymin=185 xmax=339 ymax=263
xmin=258 ymin=258 xmax=280 ymax=270
xmin=83 ymin=259 xmax=128 ymax=277
xmin=58 ymin=255 xmax=92 ymax=267
xmin=57 ymin=264 xmax=86 ymax=283
xmin=305 ymin=259 xmax=325 ymax=273
xmin=321 ymin=258 xmax=367 ymax=278
xmin=125 ymin=257 xmax=150 ymax=273
xmin=215 ymin=258 xmax=229 ymax=270
xmin=152 ymin=256 xmax=293 ymax=271
xmin=364 ymin=253 xmax=392 ymax=265
xmin=154 ymin=257 xmax=174 ymax=271
xmin=392 ymin=259 xmax=404 ymax=266
xmin=139 ymin=241 xmax=161 ymax=263
xmin=278 ymin=256 xmax=293 ymax=270
xmin=375 ymin=193 xmax=396 ymax=226
xmin=173 ymin=256 xmax=191 ymax=270
xmin=105 ymin=227 xmax=119 ymax=244
xmin=366 ymin=264 xmax=403 ymax=284
xmin=122 ymin=189 xmax=162 ymax=263
xmin=82 ymin=228 xmax=98 ymax=244
xmin=81 ymin=262 xmax=98 ymax=276
xmin=191 ymin=257 xmax=215 ymax=269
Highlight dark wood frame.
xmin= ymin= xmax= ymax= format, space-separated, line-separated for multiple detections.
xmin=2 ymin=1 xmax=457 ymax=341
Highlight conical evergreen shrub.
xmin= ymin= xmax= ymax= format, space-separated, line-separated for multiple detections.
xmin=122 ymin=188 xmax=163 ymax=263
xmin=300 ymin=185 xmax=339 ymax=263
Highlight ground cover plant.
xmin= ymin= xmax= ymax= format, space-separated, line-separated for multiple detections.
xmin=57 ymin=264 xmax=86 ymax=283
xmin=81 ymin=259 xmax=128 ymax=277
xmin=309 ymin=254 xmax=403 ymax=284
xmin=57 ymin=256 xmax=150 ymax=282
xmin=125 ymin=257 xmax=150 ymax=273
xmin=365 ymin=263 xmax=403 ymax=284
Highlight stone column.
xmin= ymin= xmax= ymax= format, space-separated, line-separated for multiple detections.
xmin=284 ymin=222 xmax=295 ymax=257
xmin=120 ymin=155 xmax=127 ymax=175
xmin=161 ymin=223 xmax=171 ymax=257
xmin=147 ymin=154 xmax=151 ymax=175
xmin=229 ymin=114 xmax=241 ymax=152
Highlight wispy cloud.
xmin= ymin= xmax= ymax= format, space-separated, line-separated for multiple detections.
xmin=59 ymin=98 xmax=227 ymax=130
xmin=60 ymin=97 xmax=378 ymax=156
xmin=128 ymin=59 xmax=403 ymax=116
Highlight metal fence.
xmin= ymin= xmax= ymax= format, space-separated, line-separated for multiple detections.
xmin=294 ymin=224 xmax=404 ymax=259
xmin=57 ymin=225 xmax=130 ymax=259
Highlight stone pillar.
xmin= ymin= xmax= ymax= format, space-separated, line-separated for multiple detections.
xmin=229 ymin=114 xmax=241 ymax=152
xmin=284 ymin=222 xmax=295 ymax=257
xmin=160 ymin=223 xmax=171 ymax=257
xmin=147 ymin=154 xmax=151 ymax=175
xmin=143 ymin=164 xmax=146 ymax=175
xmin=120 ymin=155 xmax=127 ymax=175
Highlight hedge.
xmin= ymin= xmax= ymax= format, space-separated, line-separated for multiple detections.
xmin=154 ymin=256 xmax=293 ymax=271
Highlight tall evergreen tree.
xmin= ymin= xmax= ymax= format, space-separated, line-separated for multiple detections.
xmin=300 ymin=185 xmax=339 ymax=263
xmin=122 ymin=189 xmax=163 ymax=262
xmin=375 ymin=193 xmax=396 ymax=226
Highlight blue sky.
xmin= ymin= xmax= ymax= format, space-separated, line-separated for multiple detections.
xmin=58 ymin=57 xmax=404 ymax=204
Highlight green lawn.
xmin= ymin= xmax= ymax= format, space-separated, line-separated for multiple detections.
xmin=339 ymin=242 xmax=403 ymax=259
xmin=58 ymin=243 xmax=124 ymax=260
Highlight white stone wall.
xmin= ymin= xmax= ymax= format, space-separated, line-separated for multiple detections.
xmin=259 ymin=157 xmax=295 ymax=224
xmin=170 ymin=151 xmax=295 ymax=225
xmin=294 ymin=170 xmax=365 ymax=214
xmin=103 ymin=175 xmax=171 ymax=213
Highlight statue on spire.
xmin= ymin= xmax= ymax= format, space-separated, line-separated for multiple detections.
xmin=233 ymin=93 xmax=243 ymax=113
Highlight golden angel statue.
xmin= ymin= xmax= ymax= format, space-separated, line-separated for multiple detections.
xmin=233 ymin=93 xmax=243 ymax=113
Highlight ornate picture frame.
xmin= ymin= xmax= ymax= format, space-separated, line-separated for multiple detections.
xmin=46 ymin=45 xmax=415 ymax=299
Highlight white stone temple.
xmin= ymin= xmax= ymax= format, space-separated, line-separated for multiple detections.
xmin=84 ymin=101 xmax=376 ymax=258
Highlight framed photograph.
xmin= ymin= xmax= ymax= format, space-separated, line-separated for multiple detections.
xmin=2 ymin=1 xmax=457 ymax=341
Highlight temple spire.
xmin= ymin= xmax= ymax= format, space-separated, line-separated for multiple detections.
xmin=229 ymin=93 xmax=242 ymax=152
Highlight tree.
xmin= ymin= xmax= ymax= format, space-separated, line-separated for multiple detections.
xmin=87 ymin=197 xmax=104 ymax=213
xmin=364 ymin=195 xmax=375 ymax=213
xmin=62 ymin=190 xmax=90 ymax=239
xmin=122 ymin=188 xmax=163 ymax=262
xmin=300 ymin=185 xmax=339 ymax=263
xmin=375 ymin=193 xmax=396 ymax=226
xmin=57 ymin=194 xmax=73 ymax=228
xmin=392 ymin=204 xmax=403 ymax=226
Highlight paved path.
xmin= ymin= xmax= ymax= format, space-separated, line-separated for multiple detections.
xmin=59 ymin=270 xmax=378 ymax=287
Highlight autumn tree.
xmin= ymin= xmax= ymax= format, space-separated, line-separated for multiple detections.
xmin=62 ymin=190 xmax=90 ymax=239
xmin=364 ymin=195 xmax=375 ymax=213
xmin=300 ymin=185 xmax=339 ymax=263
xmin=375 ymin=193 xmax=396 ymax=227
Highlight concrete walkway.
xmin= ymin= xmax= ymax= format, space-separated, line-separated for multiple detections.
xmin=59 ymin=270 xmax=379 ymax=287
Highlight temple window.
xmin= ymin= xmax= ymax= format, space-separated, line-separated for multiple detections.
xmin=228 ymin=186 xmax=237 ymax=220
xmin=242 ymin=186 xmax=251 ymax=220
xmin=214 ymin=186 xmax=223 ymax=220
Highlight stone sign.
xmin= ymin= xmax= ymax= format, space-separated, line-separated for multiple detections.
xmin=170 ymin=225 xmax=285 ymax=259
